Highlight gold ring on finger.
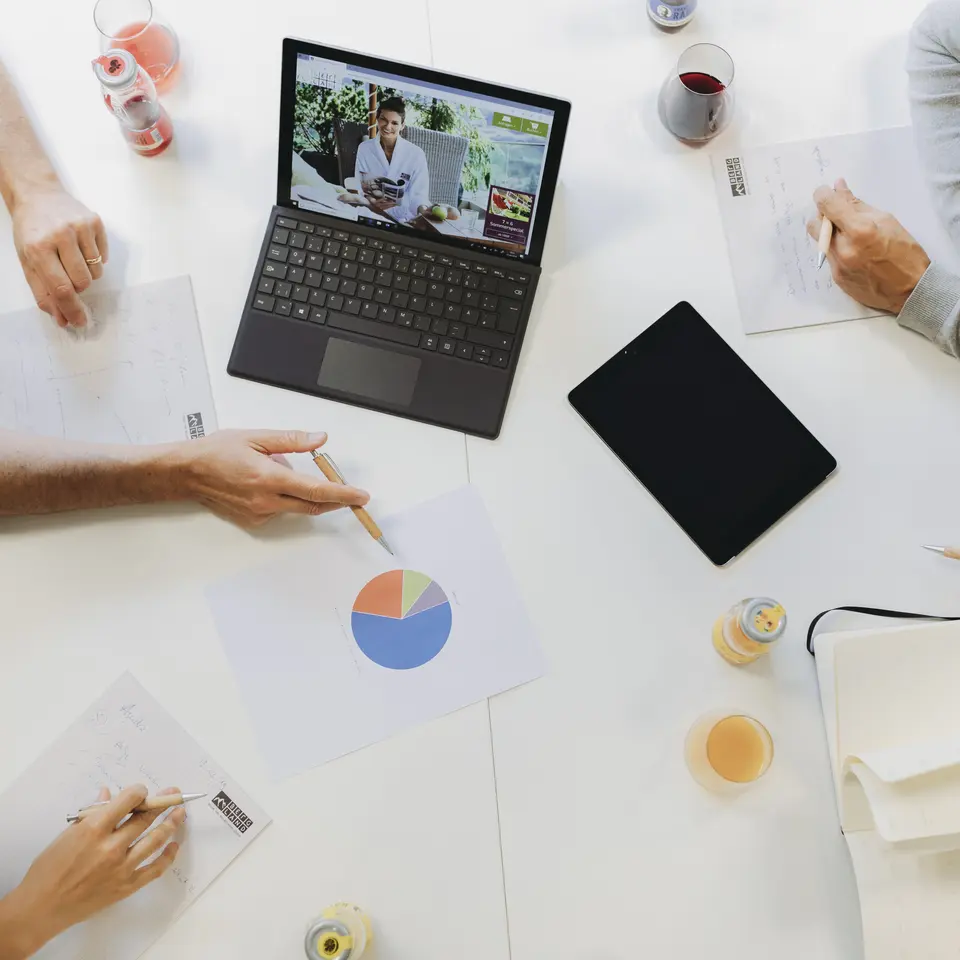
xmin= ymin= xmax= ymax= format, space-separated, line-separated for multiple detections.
xmin=85 ymin=255 xmax=103 ymax=265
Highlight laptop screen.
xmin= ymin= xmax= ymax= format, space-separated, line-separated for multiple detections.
xmin=285 ymin=50 xmax=560 ymax=261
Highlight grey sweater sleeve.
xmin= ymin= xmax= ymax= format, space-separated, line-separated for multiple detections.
xmin=900 ymin=1 xmax=960 ymax=357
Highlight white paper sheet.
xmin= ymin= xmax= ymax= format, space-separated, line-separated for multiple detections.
xmin=0 ymin=673 xmax=270 ymax=960
xmin=205 ymin=485 xmax=547 ymax=779
xmin=0 ymin=275 xmax=217 ymax=443
xmin=711 ymin=127 xmax=960 ymax=334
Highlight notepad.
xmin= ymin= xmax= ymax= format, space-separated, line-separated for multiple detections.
xmin=815 ymin=621 xmax=960 ymax=959
xmin=0 ymin=674 xmax=270 ymax=960
xmin=712 ymin=127 xmax=960 ymax=334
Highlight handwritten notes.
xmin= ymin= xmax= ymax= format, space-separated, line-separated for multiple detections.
xmin=712 ymin=127 xmax=960 ymax=334
xmin=0 ymin=276 xmax=217 ymax=443
xmin=0 ymin=674 xmax=269 ymax=960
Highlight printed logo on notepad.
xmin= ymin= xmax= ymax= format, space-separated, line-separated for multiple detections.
xmin=185 ymin=412 xmax=206 ymax=439
xmin=210 ymin=790 xmax=253 ymax=834
xmin=725 ymin=157 xmax=748 ymax=197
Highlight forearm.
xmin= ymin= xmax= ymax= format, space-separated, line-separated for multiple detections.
xmin=0 ymin=889 xmax=48 ymax=960
xmin=0 ymin=431 xmax=190 ymax=516
xmin=0 ymin=59 xmax=60 ymax=215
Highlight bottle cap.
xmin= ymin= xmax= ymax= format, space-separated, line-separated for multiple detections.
xmin=738 ymin=598 xmax=787 ymax=645
xmin=92 ymin=49 xmax=137 ymax=88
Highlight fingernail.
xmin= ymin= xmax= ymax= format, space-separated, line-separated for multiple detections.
xmin=308 ymin=432 xmax=328 ymax=444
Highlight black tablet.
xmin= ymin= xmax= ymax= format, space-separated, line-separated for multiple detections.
xmin=568 ymin=302 xmax=837 ymax=565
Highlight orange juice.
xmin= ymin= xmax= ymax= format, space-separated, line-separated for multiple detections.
xmin=685 ymin=712 xmax=773 ymax=793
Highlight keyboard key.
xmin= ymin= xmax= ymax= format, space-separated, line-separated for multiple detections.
xmin=368 ymin=238 xmax=384 ymax=250
xmin=474 ymin=352 xmax=490 ymax=364
xmin=411 ymin=279 xmax=428 ymax=296
xmin=257 ymin=277 xmax=275 ymax=294
xmin=262 ymin=261 xmax=287 ymax=279
xmin=481 ymin=294 xmax=499 ymax=311
xmin=375 ymin=252 xmax=393 ymax=269
xmin=473 ymin=263 xmax=488 ymax=274
xmin=426 ymin=299 xmax=443 ymax=317
xmin=427 ymin=282 xmax=444 ymax=298
xmin=439 ymin=255 xmax=453 ymax=267
xmin=508 ymin=272 xmax=529 ymax=283
xmin=253 ymin=294 xmax=275 ymax=312
xmin=298 ymin=222 xmax=315 ymax=234
xmin=464 ymin=274 xmax=480 ymax=290
xmin=492 ymin=267 xmax=507 ymax=279
xmin=328 ymin=294 xmax=344 ymax=311
xmin=317 ymin=226 xmax=333 ymax=237
xmin=440 ymin=338 xmax=456 ymax=355
xmin=421 ymin=334 xmax=438 ymax=351
xmin=362 ymin=301 xmax=379 ymax=319
xmin=456 ymin=342 xmax=474 ymax=360
xmin=350 ymin=234 xmax=366 ymax=245
xmin=374 ymin=287 xmax=391 ymax=305
xmin=464 ymin=291 xmax=481 ymax=308
xmin=276 ymin=281 xmax=293 ymax=299
xmin=289 ymin=249 xmax=306 ymax=267
xmin=463 ymin=307 xmax=480 ymax=325
xmin=480 ymin=312 xmax=497 ymax=329
xmin=394 ymin=274 xmax=410 ymax=292
xmin=492 ymin=350 xmax=509 ymax=368
xmin=455 ymin=259 xmax=470 ymax=270
xmin=307 ymin=253 xmax=323 ymax=269
xmin=499 ymin=281 xmax=525 ymax=299
xmin=288 ymin=266 xmax=305 ymax=284
xmin=398 ymin=311 xmax=415 ymax=328
xmin=499 ymin=304 xmax=521 ymax=333
xmin=421 ymin=251 xmax=436 ymax=262
xmin=410 ymin=295 xmax=427 ymax=312
xmin=267 ymin=245 xmax=288 ymax=262
xmin=289 ymin=231 xmax=306 ymax=249
xmin=359 ymin=249 xmax=376 ymax=265
xmin=444 ymin=303 xmax=462 ymax=321
xmin=387 ymin=243 xmax=402 ymax=254
xmin=341 ymin=262 xmax=359 ymax=279
xmin=431 ymin=318 xmax=449 ymax=336
xmin=395 ymin=258 xmax=411 ymax=274
xmin=414 ymin=315 xmax=431 ymax=332
xmin=475 ymin=346 xmax=491 ymax=358
xmin=333 ymin=230 xmax=350 ymax=242
xmin=272 ymin=228 xmax=289 ymax=244
xmin=449 ymin=322 xmax=466 ymax=340
xmin=309 ymin=290 xmax=327 ymax=307
xmin=321 ymin=275 xmax=340 ymax=293
xmin=324 ymin=240 xmax=341 ymax=257
xmin=344 ymin=298 xmax=361 ymax=315
xmin=468 ymin=327 xmax=513 ymax=351
xmin=293 ymin=303 xmax=310 ymax=320
xmin=292 ymin=285 xmax=309 ymax=303
xmin=306 ymin=270 xmax=322 ymax=288
xmin=310 ymin=308 xmax=327 ymax=324
xmin=327 ymin=311 xmax=421 ymax=347
xmin=411 ymin=261 xmax=428 ymax=277
xmin=446 ymin=287 xmax=462 ymax=304
xmin=307 ymin=237 xmax=325 ymax=252
xmin=275 ymin=299 xmax=292 ymax=316
xmin=376 ymin=270 xmax=393 ymax=286
xmin=391 ymin=292 xmax=409 ymax=308
xmin=446 ymin=269 xmax=463 ymax=285
xmin=358 ymin=284 xmax=374 ymax=301
xmin=340 ymin=279 xmax=358 ymax=297
xmin=323 ymin=257 xmax=341 ymax=274
xmin=427 ymin=265 xmax=446 ymax=281
xmin=401 ymin=246 xmax=417 ymax=257
xmin=276 ymin=216 xmax=298 ymax=229
xmin=359 ymin=266 xmax=376 ymax=283
xmin=480 ymin=276 xmax=498 ymax=293
xmin=379 ymin=306 xmax=396 ymax=324
xmin=342 ymin=245 xmax=358 ymax=262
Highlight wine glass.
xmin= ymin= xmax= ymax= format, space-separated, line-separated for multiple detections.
xmin=94 ymin=0 xmax=180 ymax=91
xmin=658 ymin=43 xmax=735 ymax=142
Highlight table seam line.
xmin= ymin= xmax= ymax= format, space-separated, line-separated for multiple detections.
xmin=487 ymin=697 xmax=513 ymax=960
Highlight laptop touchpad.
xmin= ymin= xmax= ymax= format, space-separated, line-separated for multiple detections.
xmin=318 ymin=337 xmax=421 ymax=407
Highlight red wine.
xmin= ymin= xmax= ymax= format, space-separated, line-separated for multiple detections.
xmin=680 ymin=71 xmax=725 ymax=95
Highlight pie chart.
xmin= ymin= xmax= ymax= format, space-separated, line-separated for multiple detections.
xmin=351 ymin=570 xmax=452 ymax=670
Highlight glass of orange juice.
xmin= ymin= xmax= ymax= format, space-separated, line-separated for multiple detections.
xmin=94 ymin=0 xmax=180 ymax=92
xmin=685 ymin=711 xmax=773 ymax=793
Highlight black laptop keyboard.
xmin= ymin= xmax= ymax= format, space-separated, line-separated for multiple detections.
xmin=251 ymin=214 xmax=529 ymax=368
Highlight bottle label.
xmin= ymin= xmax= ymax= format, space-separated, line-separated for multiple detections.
xmin=648 ymin=0 xmax=697 ymax=25
xmin=130 ymin=126 xmax=164 ymax=151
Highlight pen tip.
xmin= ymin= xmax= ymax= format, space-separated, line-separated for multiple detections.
xmin=379 ymin=536 xmax=395 ymax=556
xmin=817 ymin=253 xmax=825 ymax=270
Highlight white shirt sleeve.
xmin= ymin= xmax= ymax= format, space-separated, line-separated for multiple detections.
xmin=393 ymin=146 xmax=431 ymax=223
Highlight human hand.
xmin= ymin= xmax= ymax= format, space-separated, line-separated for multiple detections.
xmin=174 ymin=429 xmax=370 ymax=528
xmin=368 ymin=198 xmax=398 ymax=214
xmin=2 ymin=785 xmax=183 ymax=955
xmin=806 ymin=178 xmax=930 ymax=314
xmin=12 ymin=187 xmax=108 ymax=329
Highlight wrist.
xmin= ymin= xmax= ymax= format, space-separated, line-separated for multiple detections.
xmin=138 ymin=442 xmax=198 ymax=503
xmin=7 ymin=169 xmax=61 ymax=215
xmin=0 ymin=887 xmax=54 ymax=960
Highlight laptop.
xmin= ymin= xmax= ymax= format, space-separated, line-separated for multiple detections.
xmin=227 ymin=38 xmax=571 ymax=439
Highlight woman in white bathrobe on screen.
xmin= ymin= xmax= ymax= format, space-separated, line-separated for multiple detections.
xmin=351 ymin=97 xmax=430 ymax=223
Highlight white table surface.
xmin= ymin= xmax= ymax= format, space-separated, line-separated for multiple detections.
xmin=2 ymin=0 xmax=959 ymax=957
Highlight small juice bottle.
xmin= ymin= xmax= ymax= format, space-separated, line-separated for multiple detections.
xmin=305 ymin=903 xmax=372 ymax=960
xmin=713 ymin=597 xmax=786 ymax=665
xmin=92 ymin=49 xmax=173 ymax=157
